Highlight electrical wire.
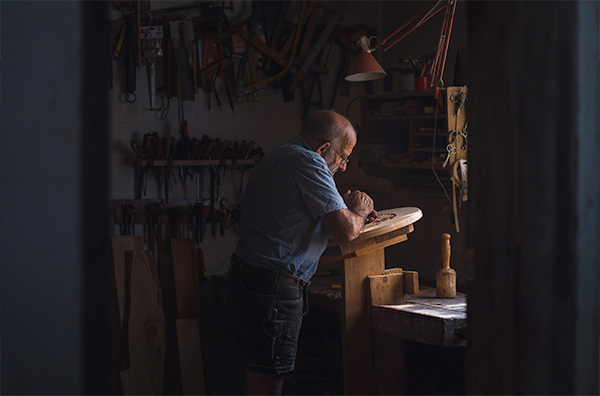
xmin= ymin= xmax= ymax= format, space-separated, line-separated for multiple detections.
xmin=344 ymin=95 xmax=362 ymax=118
xmin=431 ymin=98 xmax=452 ymax=203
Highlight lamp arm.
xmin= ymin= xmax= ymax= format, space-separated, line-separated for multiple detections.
xmin=381 ymin=0 xmax=448 ymax=52
xmin=430 ymin=0 xmax=457 ymax=85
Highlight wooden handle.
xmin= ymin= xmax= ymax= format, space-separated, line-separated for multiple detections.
xmin=441 ymin=233 xmax=451 ymax=269
xmin=180 ymin=24 xmax=189 ymax=49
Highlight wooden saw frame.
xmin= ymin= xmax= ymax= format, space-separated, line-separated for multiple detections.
xmin=445 ymin=85 xmax=468 ymax=232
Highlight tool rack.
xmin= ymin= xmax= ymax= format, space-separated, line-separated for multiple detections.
xmin=133 ymin=158 xmax=256 ymax=199
xmin=136 ymin=159 xmax=255 ymax=167
xmin=113 ymin=202 xmax=213 ymax=227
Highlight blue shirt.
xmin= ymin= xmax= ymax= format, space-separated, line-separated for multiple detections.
xmin=234 ymin=135 xmax=347 ymax=280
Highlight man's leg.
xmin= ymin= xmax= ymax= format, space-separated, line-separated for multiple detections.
xmin=243 ymin=369 xmax=284 ymax=395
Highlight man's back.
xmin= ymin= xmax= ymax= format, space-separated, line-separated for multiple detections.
xmin=234 ymin=135 xmax=346 ymax=280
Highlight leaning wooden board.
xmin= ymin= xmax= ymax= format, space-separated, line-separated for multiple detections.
xmin=177 ymin=318 xmax=206 ymax=395
xmin=171 ymin=238 xmax=202 ymax=319
xmin=125 ymin=249 xmax=165 ymax=395
xmin=111 ymin=235 xmax=144 ymax=328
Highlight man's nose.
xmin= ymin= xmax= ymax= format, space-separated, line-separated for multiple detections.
xmin=339 ymin=162 xmax=348 ymax=172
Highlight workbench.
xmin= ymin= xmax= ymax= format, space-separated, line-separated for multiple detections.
xmin=315 ymin=207 xmax=466 ymax=394
xmin=309 ymin=277 xmax=466 ymax=345
xmin=309 ymin=276 xmax=467 ymax=394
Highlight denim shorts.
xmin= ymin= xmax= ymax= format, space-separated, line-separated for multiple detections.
xmin=223 ymin=256 xmax=310 ymax=374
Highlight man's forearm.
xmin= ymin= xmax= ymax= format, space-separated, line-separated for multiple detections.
xmin=322 ymin=189 xmax=375 ymax=242
xmin=322 ymin=208 xmax=368 ymax=242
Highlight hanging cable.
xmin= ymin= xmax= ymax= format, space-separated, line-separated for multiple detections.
xmin=431 ymin=99 xmax=452 ymax=203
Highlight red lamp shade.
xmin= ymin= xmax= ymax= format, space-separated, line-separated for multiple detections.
xmin=345 ymin=50 xmax=387 ymax=82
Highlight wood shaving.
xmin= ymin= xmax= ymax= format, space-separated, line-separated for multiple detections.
xmin=362 ymin=213 xmax=396 ymax=231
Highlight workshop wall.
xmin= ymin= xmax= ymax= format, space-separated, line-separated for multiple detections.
xmin=108 ymin=1 xmax=388 ymax=277
xmin=108 ymin=1 xmax=470 ymax=283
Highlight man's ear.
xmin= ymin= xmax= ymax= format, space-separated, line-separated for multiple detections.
xmin=317 ymin=141 xmax=330 ymax=155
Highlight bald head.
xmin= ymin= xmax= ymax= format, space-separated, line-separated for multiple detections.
xmin=300 ymin=110 xmax=356 ymax=148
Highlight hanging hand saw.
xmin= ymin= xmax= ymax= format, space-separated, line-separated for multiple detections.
xmin=140 ymin=25 xmax=164 ymax=110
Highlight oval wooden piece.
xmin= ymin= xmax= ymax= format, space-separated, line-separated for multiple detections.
xmin=356 ymin=207 xmax=423 ymax=241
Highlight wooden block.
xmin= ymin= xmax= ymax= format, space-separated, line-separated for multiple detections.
xmin=171 ymin=238 xmax=202 ymax=319
xmin=402 ymin=271 xmax=419 ymax=294
xmin=177 ymin=318 xmax=206 ymax=395
xmin=111 ymin=235 xmax=144 ymax=328
xmin=384 ymin=267 xmax=403 ymax=275
xmin=120 ymin=368 xmax=154 ymax=395
xmin=369 ymin=272 xmax=405 ymax=306
xmin=125 ymin=250 xmax=165 ymax=395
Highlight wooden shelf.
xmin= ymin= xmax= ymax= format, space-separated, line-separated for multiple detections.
xmin=381 ymin=160 xmax=446 ymax=170
xmin=412 ymin=132 xmax=447 ymax=136
xmin=362 ymin=91 xmax=436 ymax=100
xmin=136 ymin=159 xmax=255 ymax=167
xmin=411 ymin=147 xmax=446 ymax=152
xmin=365 ymin=114 xmax=446 ymax=121
xmin=359 ymin=90 xmax=455 ymax=186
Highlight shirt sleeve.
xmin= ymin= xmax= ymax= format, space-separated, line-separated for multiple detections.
xmin=292 ymin=153 xmax=348 ymax=219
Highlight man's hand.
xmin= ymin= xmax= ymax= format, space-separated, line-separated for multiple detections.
xmin=365 ymin=210 xmax=378 ymax=224
xmin=342 ymin=190 xmax=374 ymax=219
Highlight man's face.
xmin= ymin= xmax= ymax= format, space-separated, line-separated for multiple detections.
xmin=325 ymin=129 xmax=356 ymax=174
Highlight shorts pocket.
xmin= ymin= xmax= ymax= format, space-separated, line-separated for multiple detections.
xmin=263 ymin=319 xmax=286 ymax=340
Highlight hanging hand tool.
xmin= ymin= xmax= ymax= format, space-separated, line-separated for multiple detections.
xmin=226 ymin=205 xmax=242 ymax=228
xmin=197 ymin=134 xmax=210 ymax=159
xmin=191 ymin=137 xmax=200 ymax=160
xmin=146 ymin=202 xmax=161 ymax=266
xmin=209 ymin=139 xmax=222 ymax=237
xmin=163 ymin=138 xmax=173 ymax=203
xmin=192 ymin=203 xmax=204 ymax=244
xmin=191 ymin=201 xmax=208 ymax=280
xmin=219 ymin=199 xmax=226 ymax=237
xmin=141 ymin=26 xmax=164 ymax=109
xmin=170 ymin=21 xmax=195 ymax=101
xmin=156 ymin=140 xmax=165 ymax=200
xmin=124 ymin=20 xmax=137 ymax=103
xmin=209 ymin=168 xmax=217 ymax=237
xmin=130 ymin=140 xmax=147 ymax=159
xmin=131 ymin=140 xmax=149 ymax=197
xmin=170 ymin=138 xmax=182 ymax=183
xmin=179 ymin=22 xmax=196 ymax=100
xmin=221 ymin=140 xmax=233 ymax=176
xmin=190 ymin=137 xmax=201 ymax=199
xmin=219 ymin=198 xmax=235 ymax=237
xmin=178 ymin=120 xmax=192 ymax=185
xmin=146 ymin=40 xmax=163 ymax=110
xmin=113 ymin=22 xmax=126 ymax=59
xmin=193 ymin=136 xmax=211 ymax=201
xmin=122 ymin=204 xmax=136 ymax=235
xmin=213 ymin=73 xmax=223 ymax=112
xmin=224 ymin=78 xmax=235 ymax=114
xmin=143 ymin=132 xmax=161 ymax=191
xmin=202 ymin=31 xmax=218 ymax=94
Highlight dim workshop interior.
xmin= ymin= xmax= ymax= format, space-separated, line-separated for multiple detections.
xmin=1 ymin=1 xmax=599 ymax=395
